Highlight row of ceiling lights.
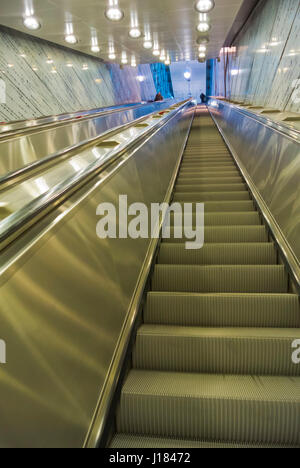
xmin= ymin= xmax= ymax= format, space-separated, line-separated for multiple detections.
xmin=195 ymin=0 xmax=215 ymax=62
xmin=22 ymin=0 xmax=215 ymax=66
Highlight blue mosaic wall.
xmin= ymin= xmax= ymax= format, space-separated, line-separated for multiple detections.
xmin=150 ymin=63 xmax=174 ymax=99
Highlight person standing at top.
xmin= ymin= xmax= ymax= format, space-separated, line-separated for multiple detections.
xmin=200 ymin=92 xmax=206 ymax=104
xmin=154 ymin=92 xmax=164 ymax=101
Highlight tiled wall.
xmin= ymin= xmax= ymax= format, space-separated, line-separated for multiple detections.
xmin=0 ymin=26 xmax=157 ymax=121
xmin=210 ymin=0 xmax=300 ymax=113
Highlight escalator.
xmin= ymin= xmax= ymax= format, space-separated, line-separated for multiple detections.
xmin=110 ymin=108 xmax=300 ymax=448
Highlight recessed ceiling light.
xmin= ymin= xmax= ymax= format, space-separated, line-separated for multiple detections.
xmin=197 ymin=22 xmax=210 ymax=33
xmin=121 ymin=52 xmax=128 ymax=64
xmin=65 ymin=34 xmax=78 ymax=44
xmin=199 ymin=52 xmax=206 ymax=58
xmin=143 ymin=40 xmax=153 ymax=49
xmin=129 ymin=28 xmax=142 ymax=39
xmin=153 ymin=49 xmax=160 ymax=56
xmin=23 ymin=16 xmax=41 ymax=31
xmin=165 ymin=59 xmax=171 ymax=65
xmin=91 ymin=45 xmax=100 ymax=53
xmin=66 ymin=63 xmax=73 ymax=67
xmin=46 ymin=58 xmax=54 ymax=64
xmin=108 ymin=53 xmax=116 ymax=60
xmin=105 ymin=6 xmax=124 ymax=22
xmin=195 ymin=0 xmax=215 ymax=13
xmin=7 ymin=64 xmax=14 ymax=68
xmin=199 ymin=45 xmax=206 ymax=52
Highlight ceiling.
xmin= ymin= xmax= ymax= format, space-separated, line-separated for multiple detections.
xmin=0 ymin=0 xmax=245 ymax=64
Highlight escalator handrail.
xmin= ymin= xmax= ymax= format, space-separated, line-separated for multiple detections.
xmin=208 ymin=98 xmax=300 ymax=144
xmin=0 ymin=99 xmax=192 ymax=251
xmin=0 ymin=100 xmax=180 ymax=190
xmin=0 ymin=99 xmax=176 ymax=140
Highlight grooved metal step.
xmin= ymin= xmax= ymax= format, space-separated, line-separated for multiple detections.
xmin=174 ymin=201 xmax=255 ymax=212
xmin=133 ymin=325 xmax=300 ymax=376
xmin=144 ymin=292 xmax=300 ymax=328
xmin=158 ymin=243 xmax=277 ymax=265
xmin=110 ymin=434 xmax=297 ymax=448
xmin=116 ymin=370 xmax=300 ymax=445
xmin=173 ymin=191 xmax=251 ymax=202
xmin=169 ymin=212 xmax=262 ymax=226
xmin=175 ymin=184 xmax=247 ymax=192
xmin=164 ymin=226 xmax=268 ymax=243
xmin=152 ymin=265 xmax=288 ymax=293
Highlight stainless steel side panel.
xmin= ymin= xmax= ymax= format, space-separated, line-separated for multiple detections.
xmin=208 ymin=99 xmax=300 ymax=263
xmin=0 ymin=100 xmax=177 ymax=178
xmin=0 ymin=106 xmax=193 ymax=447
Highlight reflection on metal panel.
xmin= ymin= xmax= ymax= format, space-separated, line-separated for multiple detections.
xmin=0 ymin=105 xmax=194 ymax=447
xmin=208 ymin=98 xmax=300 ymax=271
xmin=0 ymin=100 xmax=178 ymax=179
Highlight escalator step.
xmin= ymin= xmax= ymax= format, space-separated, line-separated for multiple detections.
xmin=133 ymin=325 xmax=300 ymax=376
xmin=164 ymin=226 xmax=268 ymax=243
xmin=110 ymin=434 xmax=297 ymax=448
xmin=175 ymin=184 xmax=247 ymax=192
xmin=176 ymin=176 xmax=243 ymax=185
xmin=169 ymin=212 xmax=261 ymax=226
xmin=158 ymin=243 xmax=277 ymax=265
xmin=116 ymin=370 xmax=300 ymax=445
xmin=144 ymin=292 xmax=300 ymax=328
xmin=173 ymin=191 xmax=250 ymax=202
xmin=173 ymin=201 xmax=255 ymax=212
xmin=152 ymin=265 xmax=288 ymax=293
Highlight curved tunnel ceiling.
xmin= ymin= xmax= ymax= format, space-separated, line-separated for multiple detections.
xmin=0 ymin=0 xmax=244 ymax=63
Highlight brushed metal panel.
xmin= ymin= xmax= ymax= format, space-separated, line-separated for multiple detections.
xmin=208 ymin=99 xmax=300 ymax=265
xmin=0 ymin=105 xmax=193 ymax=447
xmin=0 ymin=100 xmax=177 ymax=178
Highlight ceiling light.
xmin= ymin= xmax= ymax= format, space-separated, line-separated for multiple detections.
xmin=165 ymin=58 xmax=171 ymax=65
xmin=32 ymin=66 xmax=38 ymax=71
xmin=65 ymin=34 xmax=78 ymax=44
xmin=105 ymin=6 xmax=124 ymax=22
xmin=66 ymin=63 xmax=73 ymax=67
xmin=108 ymin=53 xmax=116 ymax=60
xmin=91 ymin=45 xmax=100 ymax=53
xmin=143 ymin=40 xmax=153 ymax=49
xmin=137 ymin=75 xmax=145 ymax=82
xmin=131 ymin=56 xmax=137 ymax=67
xmin=199 ymin=52 xmax=206 ymax=58
xmin=23 ymin=16 xmax=41 ymax=31
xmin=184 ymin=71 xmax=191 ymax=80
xmin=153 ymin=49 xmax=160 ymax=56
xmin=197 ymin=22 xmax=210 ymax=33
xmin=121 ymin=52 xmax=128 ymax=65
xmin=129 ymin=28 xmax=142 ymax=38
xmin=195 ymin=0 xmax=215 ymax=13
xmin=197 ymin=35 xmax=209 ymax=45
xmin=46 ymin=58 xmax=53 ymax=64
xmin=199 ymin=45 xmax=206 ymax=52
